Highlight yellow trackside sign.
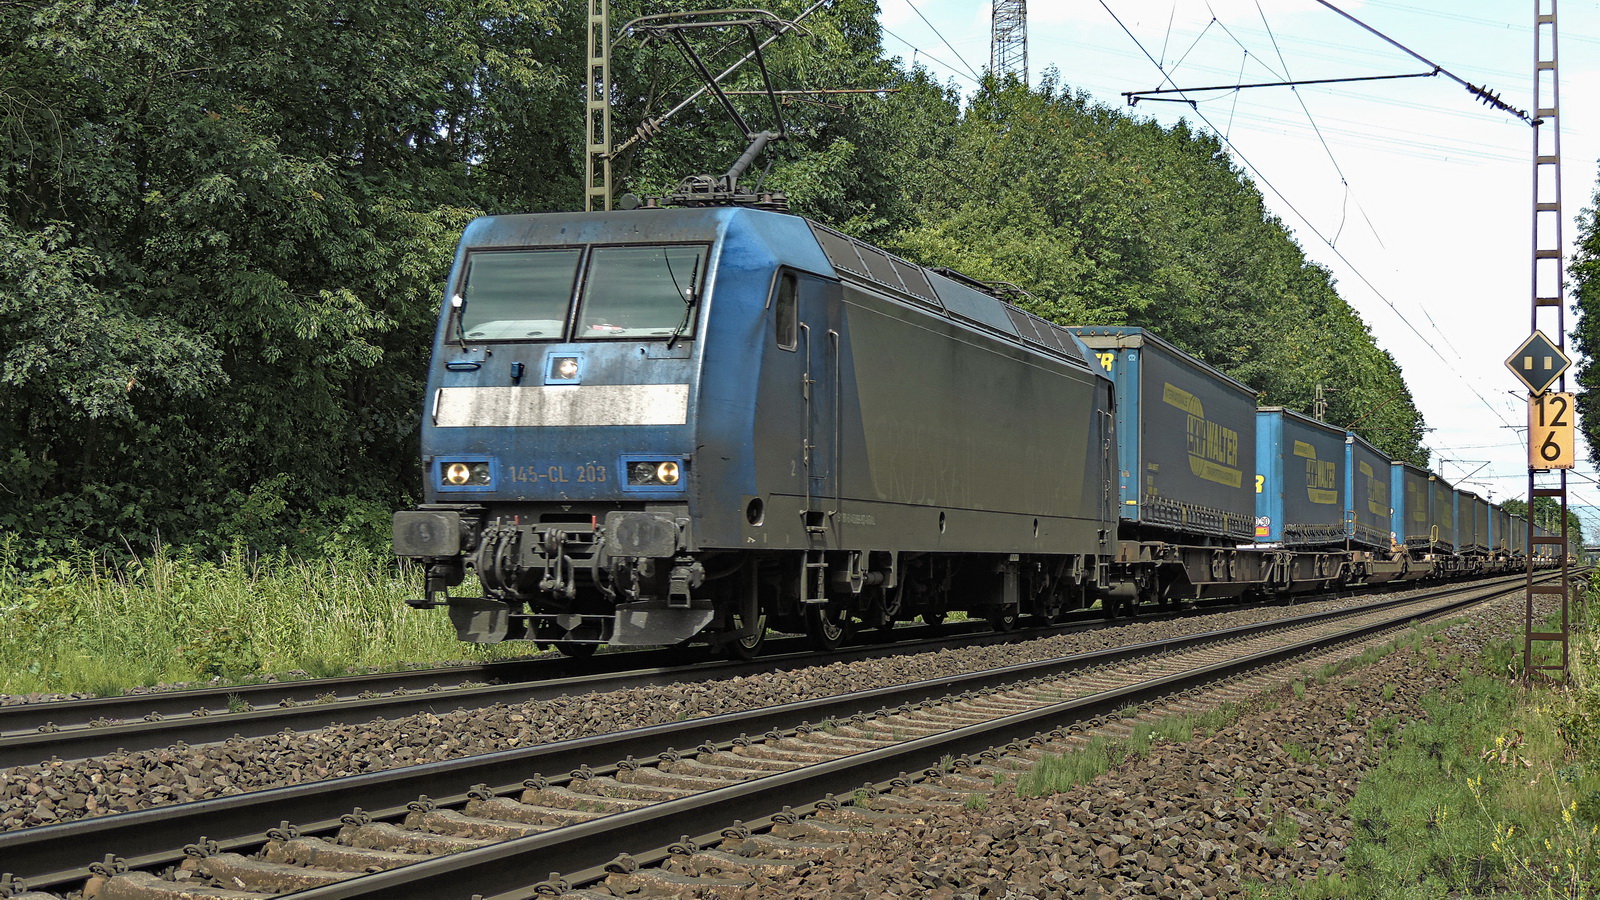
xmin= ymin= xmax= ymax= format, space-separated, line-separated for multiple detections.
xmin=1529 ymin=392 xmax=1576 ymax=470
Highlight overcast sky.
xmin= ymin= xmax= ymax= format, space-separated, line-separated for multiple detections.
xmin=876 ymin=0 xmax=1600 ymax=536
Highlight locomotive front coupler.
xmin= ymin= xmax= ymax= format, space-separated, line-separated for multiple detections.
xmin=667 ymin=557 xmax=706 ymax=608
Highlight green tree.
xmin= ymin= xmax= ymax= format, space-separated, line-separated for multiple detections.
xmin=0 ymin=0 xmax=1437 ymax=561
xmin=1570 ymin=160 xmax=1600 ymax=473
xmin=0 ymin=0 xmax=561 ymax=554
xmin=887 ymin=74 xmax=1427 ymax=463
xmin=0 ymin=0 xmax=920 ymax=558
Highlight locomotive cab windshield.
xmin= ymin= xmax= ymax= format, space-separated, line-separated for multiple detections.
xmin=456 ymin=244 xmax=706 ymax=342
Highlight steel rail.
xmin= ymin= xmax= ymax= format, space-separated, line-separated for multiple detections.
xmin=0 ymin=580 xmax=1374 ymax=767
xmin=0 ymin=624 xmax=1013 ymax=766
xmin=1 ymin=573 xmax=1542 ymax=891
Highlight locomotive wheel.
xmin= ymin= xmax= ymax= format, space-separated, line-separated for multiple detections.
xmin=987 ymin=607 xmax=1018 ymax=632
xmin=920 ymin=611 xmax=947 ymax=627
xmin=725 ymin=595 xmax=768 ymax=660
xmin=805 ymin=605 xmax=850 ymax=651
xmin=554 ymin=641 xmax=598 ymax=659
xmin=726 ymin=620 xmax=767 ymax=659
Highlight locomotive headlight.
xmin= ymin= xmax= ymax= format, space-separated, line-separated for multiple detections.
xmin=625 ymin=459 xmax=685 ymax=487
xmin=441 ymin=460 xmax=493 ymax=488
xmin=551 ymin=357 xmax=579 ymax=380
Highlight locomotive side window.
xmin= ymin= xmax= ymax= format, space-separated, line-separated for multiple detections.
xmin=774 ymin=272 xmax=797 ymax=350
xmin=457 ymin=249 xmax=582 ymax=341
xmin=577 ymin=245 xmax=707 ymax=340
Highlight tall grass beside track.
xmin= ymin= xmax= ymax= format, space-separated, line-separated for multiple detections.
xmin=0 ymin=537 xmax=514 ymax=696
xmin=1267 ymin=576 xmax=1600 ymax=899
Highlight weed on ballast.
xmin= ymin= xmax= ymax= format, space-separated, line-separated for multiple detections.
xmin=1018 ymin=615 xmax=1477 ymax=814
xmin=1017 ymin=705 xmax=1235 ymax=798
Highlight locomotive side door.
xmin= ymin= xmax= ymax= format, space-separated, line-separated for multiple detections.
xmin=798 ymin=275 xmax=841 ymax=530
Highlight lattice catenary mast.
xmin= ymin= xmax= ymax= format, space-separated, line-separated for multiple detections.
xmin=990 ymin=0 xmax=1027 ymax=84
xmin=1524 ymin=0 xmax=1571 ymax=682
xmin=585 ymin=0 xmax=612 ymax=211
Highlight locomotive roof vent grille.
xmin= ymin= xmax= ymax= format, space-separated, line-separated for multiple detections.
xmin=807 ymin=222 xmax=941 ymax=309
xmin=805 ymin=221 xmax=1086 ymax=369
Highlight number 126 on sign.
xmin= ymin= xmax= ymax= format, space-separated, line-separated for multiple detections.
xmin=1529 ymin=392 xmax=1577 ymax=470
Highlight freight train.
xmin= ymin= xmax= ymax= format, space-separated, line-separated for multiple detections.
xmin=392 ymin=206 xmax=1563 ymax=658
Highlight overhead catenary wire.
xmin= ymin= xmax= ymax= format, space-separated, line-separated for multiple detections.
xmin=889 ymin=3 xmax=1560 ymax=495
xmin=1313 ymin=0 xmax=1533 ymax=124
xmin=880 ymin=25 xmax=982 ymax=86
xmin=1094 ymin=0 xmax=1519 ymax=439
xmin=1252 ymin=0 xmax=1377 ymax=247
xmin=902 ymin=0 xmax=984 ymax=83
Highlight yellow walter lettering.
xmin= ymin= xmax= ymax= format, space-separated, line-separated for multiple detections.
xmin=1162 ymin=383 xmax=1205 ymax=417
xmin=1096 ymin=352 xmax=1115 ymax=372
xmin=1168 ymin=383 xmax=1240 ymax=488
xmin=1305 ymin=456 xmax=1338 ymax=505
xmin=1367 ymin=480 xmax=1388 ymax=517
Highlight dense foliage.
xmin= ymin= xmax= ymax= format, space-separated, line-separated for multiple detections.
xmin=1571 ymin=161 xmax=1600 ymax=474
xmin=3 ymin=0 xmax=1427 ymax=562
xmin=887 ymin=75 xmax=1428 ymax=463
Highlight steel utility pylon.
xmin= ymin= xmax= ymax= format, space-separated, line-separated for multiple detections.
xmin=990 ymin=0 xmax=1026 ymax=84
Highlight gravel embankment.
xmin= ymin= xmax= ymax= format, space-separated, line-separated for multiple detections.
xmin=685 ymin=593 xmax=1529 ymax=899
xmin=0 ymin=586 xmax=1500 ymax=833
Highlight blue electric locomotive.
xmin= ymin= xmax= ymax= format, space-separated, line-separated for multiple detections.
xmin=392 ymin=207 xmax=1118 ymax=655
xmin=393 ymin=206 xmax=1556 ymax=656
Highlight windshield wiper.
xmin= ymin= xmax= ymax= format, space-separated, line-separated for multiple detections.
xmin=665 ymin=254 xmax=699 ymax=350
xmin=450 ymin=294 xmax=471 ymax=350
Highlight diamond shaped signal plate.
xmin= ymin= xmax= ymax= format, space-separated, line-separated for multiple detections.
xmin=1505 ymin=330 xmax=1572 ymax=395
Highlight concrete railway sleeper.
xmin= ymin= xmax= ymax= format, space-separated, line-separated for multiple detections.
xmin=0 ymin=575 xmax=1552 ymax=899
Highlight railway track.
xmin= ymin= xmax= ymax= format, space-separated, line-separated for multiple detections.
xmin=0 ymin=625 xmax=1008 ymax=768
xmin=0 ymin=573 xmax=1547 ymax=899
xmin=0 ymin=583 xmax=1389 ymax=767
